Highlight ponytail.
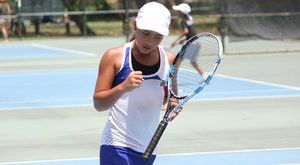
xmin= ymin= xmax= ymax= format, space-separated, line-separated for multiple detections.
xmin=129 ymin=18 xmax=137 ymax=42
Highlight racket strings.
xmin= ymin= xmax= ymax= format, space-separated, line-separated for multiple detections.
xmin=171 ymin=36 xmax=221 ymax=97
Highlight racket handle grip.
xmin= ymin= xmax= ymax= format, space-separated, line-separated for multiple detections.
xmin=142 ymin=120 xmax=168 ymax=161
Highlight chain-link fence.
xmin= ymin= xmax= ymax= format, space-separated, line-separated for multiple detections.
xmin=1 ymin=0 xmax=299 ymax=54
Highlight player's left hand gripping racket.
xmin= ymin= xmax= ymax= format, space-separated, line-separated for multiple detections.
xmin=142 ymin=32 xmax=223 ymax=161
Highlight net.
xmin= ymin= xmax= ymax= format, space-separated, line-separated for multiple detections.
xmin=18 ymin=0 xmax=64 ymax=13
xmin=222 ymin=0 xmax=300 ymax=41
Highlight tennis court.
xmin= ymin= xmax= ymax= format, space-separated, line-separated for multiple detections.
xmin=0 ymin=36 xmax=300 ymax=164
xmin=0 ymin=68 xmax=299 ymax=110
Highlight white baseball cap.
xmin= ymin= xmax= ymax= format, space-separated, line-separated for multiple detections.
xmin=136 ymin=2 xmax=171 ymax=36
xmin=172 ymin=3 xmax=191 ymax=15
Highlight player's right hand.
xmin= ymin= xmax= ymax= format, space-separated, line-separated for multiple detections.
xmin=121 ymin=71 xmax=144 ymax=91
xmin=169 ymin=97 xmax=182 ymax=121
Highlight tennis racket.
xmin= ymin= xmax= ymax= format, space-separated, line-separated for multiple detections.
xmin=168 ymin=38 xmax=186 ymax=49
xmin=142 ymin=32 xmax=223 ymax=161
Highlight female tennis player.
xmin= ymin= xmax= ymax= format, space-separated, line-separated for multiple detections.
xmin=93 ymin=2 xmax=179 ymax=165
xmin=171 ymin=3 xmax=197 ymax=48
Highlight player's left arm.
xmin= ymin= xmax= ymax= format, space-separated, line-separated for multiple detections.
xmin=162 ymin=49 xmax=182 ymax=119
xmin=162 ymin=49 xmax=176 ymax=106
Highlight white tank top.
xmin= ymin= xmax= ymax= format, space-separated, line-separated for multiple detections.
xmin=101 ymin=41 xmax=170 ymax=153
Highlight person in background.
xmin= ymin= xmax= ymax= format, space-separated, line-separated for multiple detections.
xmin=171 ymin=3 xmax=196 ymax=48
xmin=93 ymin=2 xmax=180 ymax=165
xmin=171 ymin=3 xmax=207 ymax=78
xmin=0 ymin=0 xmax=12 ymax=42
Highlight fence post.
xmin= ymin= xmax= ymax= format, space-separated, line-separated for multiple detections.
xmin=17 ymin=0 xmax=22 ymax=40
xmin=124 ymin=0 xmax=130 ymax=42
xmin=82 ymin=0 xmax=87 ymax=37
xmin=218 ymin=3 xmax=226 ymax=53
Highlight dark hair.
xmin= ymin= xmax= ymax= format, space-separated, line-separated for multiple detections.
xmin=129 ymin=34 xmax=135 ymax=42
xmin=129 ymin=18 xmax=136 ymax=41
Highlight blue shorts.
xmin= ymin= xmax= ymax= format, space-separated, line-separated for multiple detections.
xmin=100 ymin=145 xmax=156 ymax=165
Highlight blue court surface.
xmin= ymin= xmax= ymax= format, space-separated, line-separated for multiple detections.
xmin=1 ymin=44 xmax=300 ymax=165
xmin=0 ymin=69 xmax=300 ymax=110
xmin=0 ymin=44 xmax=95 ymax=60
xmin=0 ymin=148 xmax=299 ymax=165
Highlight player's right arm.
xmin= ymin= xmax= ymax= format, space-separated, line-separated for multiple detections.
xmin=171 ymin=23 xmax=189 ymax=47
xmin=93 ymin=47 xmax=144 ymax=111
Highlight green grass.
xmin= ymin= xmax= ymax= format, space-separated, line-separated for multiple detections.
xmin=9 ymin=16 xmax=220 ymax=39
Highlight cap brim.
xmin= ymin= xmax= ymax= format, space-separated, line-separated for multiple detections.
xmin=172 ymin=5 xmax=189 ymax=15
xmin=136 ymin=21 xmax=169 ymax=36
xmin=172 ymin=5 xmax=180 ymax=10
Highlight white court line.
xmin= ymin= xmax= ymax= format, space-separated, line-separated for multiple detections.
xmin=4 ymin=94 xmax=300 ymax=111
xmin=0 ymin=157 xmax=97 ymax=165
xmin=0 ymin=103 xmax=92 ymax=111
xmin=223 ymin=53 xmax=300 ymax=58
xmin=31 ymin=43 xmax=97 ymax=57
xmin=1 ymin=72 xmax=299 ymax=110
xmin=199 ymin=88 xmax=297 ymax=95
xmin=0 ymin=68 xmax=95 ymax=76
xmin=1 ymin=147 xmax=299 ymax=165
xmin=189 ymin=73 xmax=300 ymax=101
xmin=158 ymin=147 xmax=300 ymax=157
xmin=190 ymin=94 xmax=300 ymax=102
xmin=0 ymin=98 xmax=91 ymax=104
xmin=217 ymin=74 xmax=300 ymax=90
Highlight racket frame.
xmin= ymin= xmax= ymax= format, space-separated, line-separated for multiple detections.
xmin=142 ymin=32 xmax=223 ymax=161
